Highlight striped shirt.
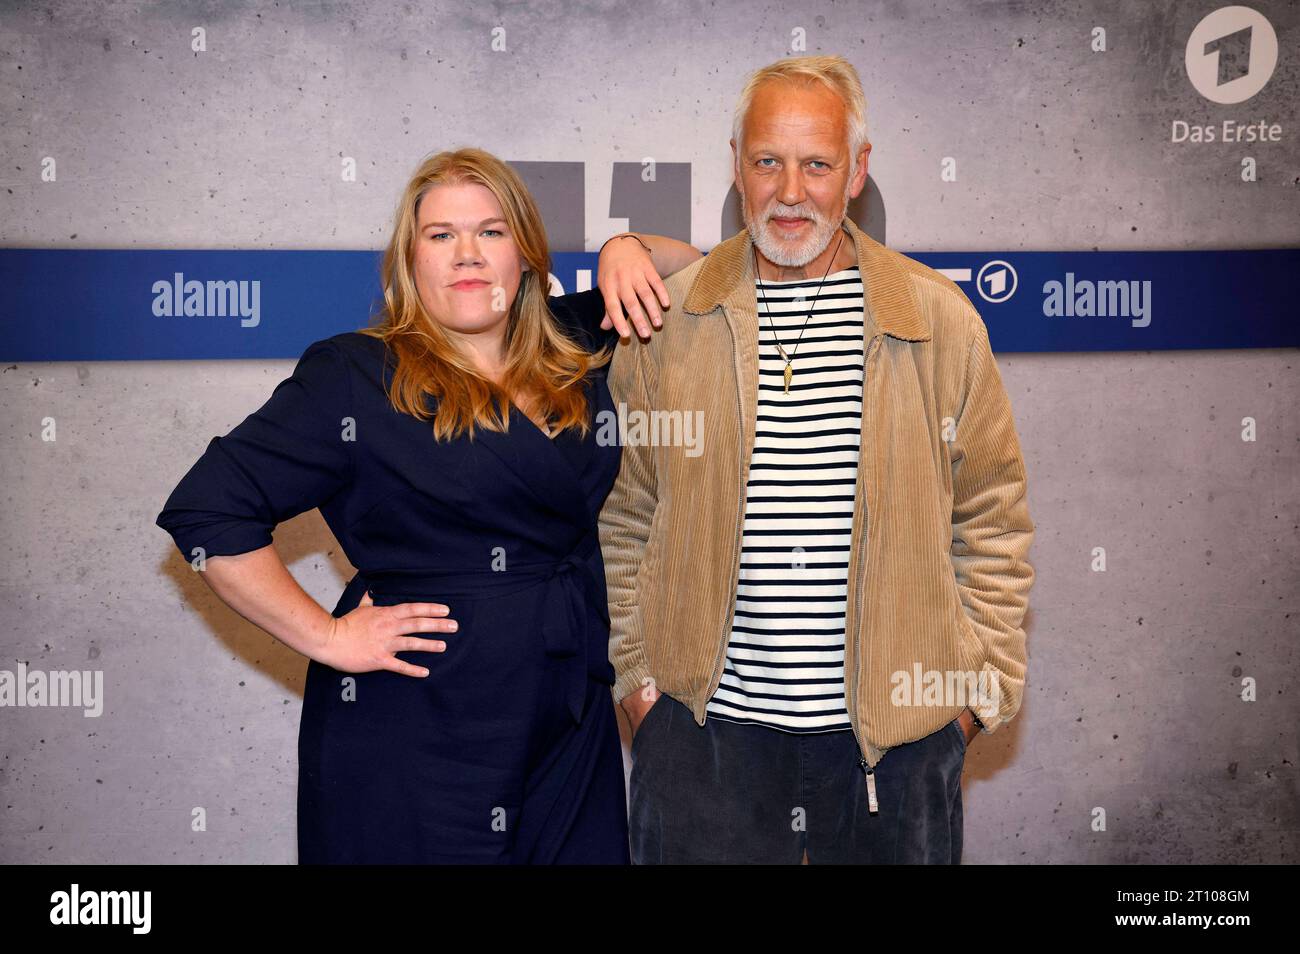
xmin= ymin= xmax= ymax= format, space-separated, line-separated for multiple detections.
xmin=705 ymin=265 xmax=865 ymax=733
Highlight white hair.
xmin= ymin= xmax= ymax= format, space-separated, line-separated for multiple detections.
xmin=732 ymin=54 xmax=870 ymax=164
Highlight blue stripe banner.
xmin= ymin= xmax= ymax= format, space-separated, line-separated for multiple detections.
xmin=1 ymin=248 xmax=1296 ymax=360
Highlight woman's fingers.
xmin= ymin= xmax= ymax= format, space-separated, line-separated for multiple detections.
xmin=598 ymin=268 xmax=672 ymax=340
xmin=600 ymin=272 xmax=652 ymax=338
xmin=648 ymin=271 xmax=671 ymax=311
xmin=381 ymin=655 xmax=431 ymax=678
xmin=383 ymin=634 xmax=450 ymax=677
xmin=599 ymin=284 xmax=632 ymax=339
xmin=388 ymin=601 xmax=451 ymax=619
xmin=387 ymin=615 xmax=456 ymax=636
xmin=634 ymin=279 xmax=663 ymax=328
xmin=625 ymin=277 xmax=659 ymax=328
xmin=383 ymin=613 xmax=457 ymax=635
xmin=394 ymin=636 xmax=448 ymax=654
xmin=616 ymin=279 xmax=653 ymax=337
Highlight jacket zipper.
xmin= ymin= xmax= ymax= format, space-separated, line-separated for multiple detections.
xmin=850 ymin=333 xmax=884 ymax=813
xmin=701 ymin=308 xmax=749 ymax=720
xmin=704 ymin=485 xmax=745 ymax=716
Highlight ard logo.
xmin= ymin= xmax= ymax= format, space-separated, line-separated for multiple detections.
xmin=1185 ymin=6 xmax=1278 ymax=104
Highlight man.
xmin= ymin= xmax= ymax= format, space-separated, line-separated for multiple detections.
xmin=598 ymin=55 xmax=1035 ymax=864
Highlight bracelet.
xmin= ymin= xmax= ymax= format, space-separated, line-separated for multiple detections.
xmin=599 ymin=232 xmax=653 ymax=257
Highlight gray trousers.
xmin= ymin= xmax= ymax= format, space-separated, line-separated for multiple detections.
xmin=628 ymin=692 xmax=965 ymax=864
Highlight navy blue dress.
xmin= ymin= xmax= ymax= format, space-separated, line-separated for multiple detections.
xmin=156 ymin=291 xmax=629 ymax=864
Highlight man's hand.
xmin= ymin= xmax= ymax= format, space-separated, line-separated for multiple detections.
xmin=620 ymin=683 xmax=663 ymax=737
xmin=597 ymin=234 xmax=670 ymax=340
xmin=957 ymin=707 xmax=979 ymax=746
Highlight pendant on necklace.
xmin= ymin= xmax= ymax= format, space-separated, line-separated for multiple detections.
xmin=774 ymin=342 xmax=793 ymax=394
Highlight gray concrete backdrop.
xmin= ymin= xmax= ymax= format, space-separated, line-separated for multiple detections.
xmin=1 ymin=0 xmax=1297 ymax=863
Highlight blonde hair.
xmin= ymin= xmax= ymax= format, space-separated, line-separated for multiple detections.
xmin=360 ymin=147 xmax=611 ymax=441
xmin=732 ymin=55 xmax=869 ymax=163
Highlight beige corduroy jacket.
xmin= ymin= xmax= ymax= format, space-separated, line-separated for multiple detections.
xmin=597 ymin=216 xmax=1035 ymax=769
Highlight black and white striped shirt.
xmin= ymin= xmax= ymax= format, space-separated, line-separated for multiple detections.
xmin=705 ymin=266 xmax=864 ymax=733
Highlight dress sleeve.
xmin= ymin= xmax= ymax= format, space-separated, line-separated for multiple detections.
xmin=548 ymin=288 xmax=619 ymax=353
xmin=155 ymin=338 xmax=354 ymax=560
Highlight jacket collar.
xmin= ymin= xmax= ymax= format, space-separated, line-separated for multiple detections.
xmin=681 ymin=216 xmax=932 ymax=342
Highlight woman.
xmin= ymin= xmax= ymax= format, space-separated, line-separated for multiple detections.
xmin=155 ymin=147 xmax=700 ymax=863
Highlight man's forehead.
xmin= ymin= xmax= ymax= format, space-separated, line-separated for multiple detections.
xmin=743 ymin=92 xmax=848 ymax=147
xmin=743 ymin=119 xmax=848 ymax=155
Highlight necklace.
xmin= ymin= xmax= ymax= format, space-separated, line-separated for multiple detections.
xmin=753 ymin=228 xmax=848 ymax=394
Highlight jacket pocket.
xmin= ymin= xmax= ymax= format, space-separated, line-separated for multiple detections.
xmin=630 ymin=691 xmax=671 ymax=761
xmin=948 ymin=716 xmax=968 ymax=753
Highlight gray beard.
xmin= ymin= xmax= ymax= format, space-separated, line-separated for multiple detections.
xmin=740 ymin=176 xmax=853 ymax=269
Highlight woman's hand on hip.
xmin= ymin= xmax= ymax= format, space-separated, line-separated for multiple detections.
xmin=317 ymin=590 xmax=458 ymax=677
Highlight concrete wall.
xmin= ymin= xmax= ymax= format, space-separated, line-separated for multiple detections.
xmin=1 ymin=0 xmax=1297 ymax=863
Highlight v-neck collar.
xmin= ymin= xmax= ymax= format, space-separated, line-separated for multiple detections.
xmin=469 ymin=395 xmax=597 ymax=527
xmin=510 ymin=400 xmax=559 ymax=442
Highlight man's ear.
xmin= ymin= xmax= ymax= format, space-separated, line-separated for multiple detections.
xmin=848 ymin=143 xmax=871 ymax=200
